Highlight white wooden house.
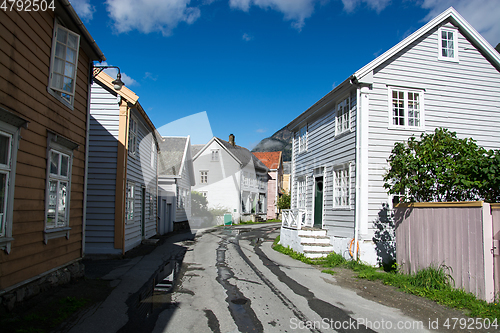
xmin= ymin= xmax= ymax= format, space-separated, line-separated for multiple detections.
xmin=85 ymin=72 xmax=159 ymax=255
xmin=192 ymin=135 xmax=269 ymax=224
xmin=157 ymin=136 xmax=195 ymax=233
xmin=282 ymin=7 xmax=500 ymax=264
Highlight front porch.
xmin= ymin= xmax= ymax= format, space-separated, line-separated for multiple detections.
xmin=280 ymin=209 xmax=334 ymax=258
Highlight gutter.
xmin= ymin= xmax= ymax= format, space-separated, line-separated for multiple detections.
xmin=60 ymin=0 xmax=105 ymax=62
xmin=354 ymin=85 xmax=361 ymax=261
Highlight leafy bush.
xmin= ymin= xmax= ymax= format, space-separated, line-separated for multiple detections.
xmin=384 ymin=128 xmax=500 ymax=202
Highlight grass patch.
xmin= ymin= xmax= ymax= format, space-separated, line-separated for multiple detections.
xmin=272 ymin=236 xmax=500 ymax=320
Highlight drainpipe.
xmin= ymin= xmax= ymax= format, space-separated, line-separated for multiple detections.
xmin=82 ymin=60 xmax=93 ymax=257
xmin=354 ymin=81 xmax=361 ymax=261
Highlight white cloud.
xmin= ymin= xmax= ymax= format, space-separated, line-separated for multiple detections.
xmin=70 ymin=0 xmax=95 ymax=22
xmin=121 ymin=73 xmax=139 ymax=87
xmin=256 ymin=128 xmax=267 ymax=133
xmin=229 ymin=0 xmax=317 ymax=31
xmin=144 ymin=72 xmax=158 ymax=81
xmin=105 ymin=0 xmax=201 ymax=36
xmin=420 ymin=0 xmax=500 ymax=46
xmin=340 ymin=0 xmax=390 ymax=13
xmin=242 ymin=33 xmax=253 ymax=41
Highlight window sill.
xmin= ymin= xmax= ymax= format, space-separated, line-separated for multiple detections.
xmin=47 ymin=88 xmax=74 ymax=110
xmin=387 ymin=126 xmax=425 ymax=132
xmin=334 ymin=129 xmax=353 ymax=139
xmin=44 ymin=227 xmax=71 ymax=244
xmin=437 ymin=56 xmax=459 ymax=63
xmin=0 ymin=236 xmax=15 ymax=254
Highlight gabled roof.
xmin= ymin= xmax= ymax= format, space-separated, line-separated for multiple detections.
xmin=287 ymin=7 xmax=500 ymax=131
xmin=158 ymin=136 xmax=196 ymax=185
xmin=158 ymin=137 xmax=188 ymax=176
xmin=252 ymin=151 xmax=282 ymax=170
xmin=355 ymin=7 xmax=500 ymax=81
xmin=193 ymin=136 xmax=269 ymax=172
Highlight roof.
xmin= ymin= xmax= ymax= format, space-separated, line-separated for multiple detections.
xmin=193 ymin=137 xmax=268 ymax=173
xmin=191 ymin=144 xmax=205 ymax=158
xmin=287 ymin=6 xmax=500 ymax=131
xmin=216 ymin=138 xmax=269 ymax=172
xmin=158 ymin=137 xmax=188 ymax=176
xmin=252 ymin=151 xmax=282 ymax=170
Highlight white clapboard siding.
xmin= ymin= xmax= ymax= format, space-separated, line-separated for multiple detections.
xmin=124 ymin=108 xmax=158 ymax=252
xmin=86 ymin=83 xmax=121 ymax=255
xmin=292 ymin=91 xmax=357 ymax=238
xmin=365 ymin=21 xmax=500 ymax=238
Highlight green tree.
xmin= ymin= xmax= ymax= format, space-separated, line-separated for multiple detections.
xmin=277 ymin=192 xmax=291 ymax=210
xmin=191 ymin=191 xmax=210 ymax=217
xmin=384 ymin=128 xmax=500 ymax=203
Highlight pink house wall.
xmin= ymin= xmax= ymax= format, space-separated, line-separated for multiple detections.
xmin=267 ymin=170 xmax=277 ymax=220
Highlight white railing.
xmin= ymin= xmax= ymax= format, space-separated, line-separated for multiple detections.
xmin=281 ymin=209 xmax=307 ymax=229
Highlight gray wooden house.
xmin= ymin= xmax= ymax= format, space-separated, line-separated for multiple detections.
xmin=85 ymin=72 xmax=159 ymax=255
xmin=282 ymin=7 xmax=500 ymax=264
xmin=157 ymin=136 xmax=195 ymax=233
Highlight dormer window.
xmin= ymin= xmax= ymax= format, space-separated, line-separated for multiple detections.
xmin=438 ymin=27 xmax=458 ymax=62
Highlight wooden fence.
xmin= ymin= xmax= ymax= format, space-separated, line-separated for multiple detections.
xmin=395 ymin=201 xmax=497 ymax=302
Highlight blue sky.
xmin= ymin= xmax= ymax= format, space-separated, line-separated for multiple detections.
xmin=72 ymin=0 xmax=500 ymax=149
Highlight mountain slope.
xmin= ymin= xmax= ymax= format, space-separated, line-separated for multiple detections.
xmin=251 ymin=126 xmax=293 ymax=161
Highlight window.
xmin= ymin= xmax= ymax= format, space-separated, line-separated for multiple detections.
xmin=0 ymin=109 xmax=26 ymax=253
xmin=126 ymin=182 xmax=135 ymax=222
xmin=334 ymin=166 xmax=351 ymax=208
xmin=297 ymin=179 xmax=306 ymax=209
xmin=128 ymin=116 xmax=138 ymax=156
xmin=336 ymin=96 xmax=351 ymax=135
xmin=0 ymin=132 xmax=12 ymax=239
xmin=48 ymin=22 xmax=80 ymax=108
xmin=211 ymin=149 xmax=219 ymax=161
xmin=44 ymin=132 xmax=77 ymax=243
xmin=438 ymin=27 xmax=458 ymax=62
xmin=200 ymin=171 xmax=208 ymax=184
xmin=46 ymin=150 xmax=70 ymax=229
xmin=389 ymin=88 xmax=423 ymax=128
xmin=298 ymin=125 xmax=307 ymax=153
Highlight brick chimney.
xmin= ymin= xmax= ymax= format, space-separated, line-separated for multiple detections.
xmin=229 ymin=134 xmax=235 ymax=146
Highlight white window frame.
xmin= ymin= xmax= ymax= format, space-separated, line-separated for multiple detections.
xmin=0 ymin=131 xmax=13 ymax=239
xmin=48 ymin=21 xmax=80 ymax=109
xmin=438 ymin=27 xmax=459 ymax=62
xmin=333 ymin=164 xmax=351 ymax=209
xmin=298 ymin=125 xmax=307 ymax=153
xmin=211 ymin=149 xmax=219 ymax=162
xmin=128 ymin=115 xmax=138 ymax=157
xmin=44 ymin=132 xmax=76 ymax=243
xmin=200 ymin=170 xmax=208 ymax=184
xmin=126 ymin=181 xmax=135 ymax=223
xmin=335 ymin=96 xmax=351 ymax=136
xmin=388 ymin=87 xmax=424 ymax=129
xmin=0 ymin=110 xmax=26 ymax=254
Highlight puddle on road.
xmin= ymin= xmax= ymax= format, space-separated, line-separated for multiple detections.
xmin=118 ymin=252 xmax=186 ymax=333
xmin=215 ymin=236 xmax=264 ymax=333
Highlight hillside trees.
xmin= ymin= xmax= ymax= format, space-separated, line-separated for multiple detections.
xmin=383 ymin=128 xmax=500 ymax=203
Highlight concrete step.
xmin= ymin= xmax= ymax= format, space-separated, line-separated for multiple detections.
xmin=299 ymin=236 xmax=330 ymax=244
xmin=298 ymin=229 xmax=327 ymax=237
xmin=302 ymin=244 xmax=334 ymax=252
xmin=303 ymin=250 xmax=333 ymax=259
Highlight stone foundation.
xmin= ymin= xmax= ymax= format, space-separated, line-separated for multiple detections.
xmin=0 ymin=260 xmax=84 ymax=311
